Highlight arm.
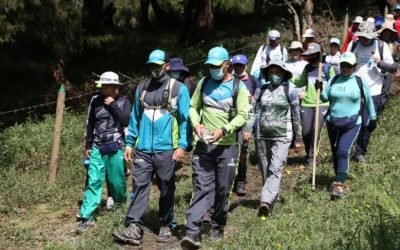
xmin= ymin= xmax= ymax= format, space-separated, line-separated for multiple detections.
xmin=293 ymin=68 xmax=307 ymax=87
xmin=320 ymin=77 xmax=332 ymax=103
xmin=109 ymin=97 xmax=132 ymax=127
xmin=289 ymin=85 xmax=303 ymax=144
xmin=362 ymin=80 xmax=377 ymax=120
xmin=125 ymin=87 xmax=142 ymax=148
xmin=378 ymin=61 xmax=398 ymax=73
xmin=250 ymin=46 xmax=264 ymax=75
xmin=85 ymin=96 xmax=96 ymax=150
xmin=242 ymin=88 xmax=258 ymax=133
xmin=189 ymin=78 xmax=204 ymax=129
xmin=177 ymin=84 xmax=191 ymax=150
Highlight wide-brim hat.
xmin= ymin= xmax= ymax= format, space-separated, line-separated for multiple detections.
xmin=260 ymin=60 xmax=293 ymax=81
xmin=302 ymin=42 xmax=321 ymax=55
xmin=377 ymin=22 xmax=397 ymax=34
xmin=288 ymin=41 xmax=304 ymax=51
xmin=95 ymin=71 xmax=122 ymax=86
xmin=355 ymin=21 xmax=378 ymax=39
xmin=169 ymin=57 xmax=190 ymax=74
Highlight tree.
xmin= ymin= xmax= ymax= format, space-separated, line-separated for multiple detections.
xmin=138 ymin=0 xmax=167 ymax=27
xmin=82 ymin=0 xmax=104 ymax=35
xmin=181 ymin=0 xmax=214 ymax=45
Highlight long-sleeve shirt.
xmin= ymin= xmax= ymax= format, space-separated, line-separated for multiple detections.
xmin=245 ymin=82 xmax=302 ymax=142
xmin=250 ymin=44 xmax=288 ymax=75
xmin=285 ymin=59 xmax=308 ymax=81
xmin=125 ymin=75 xmax=191 ymax=153
xmin=85 ymin=94 xmax=131 ymax=150
xmin=294 ymin=63 xmax=335 ymax=107
xmin=347 ymin=40 xmax=394 ymax=96
xmin=190 ymin=77 xmax=249 ymax=145
xmin=321 ymin=73 xmax=376 ymax=124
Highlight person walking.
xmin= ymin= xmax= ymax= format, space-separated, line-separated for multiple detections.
xmin=112 ymin=49 xmax=191 ymax=245
xmin=248 ymin=59 xmax=302 ymax=217
xmin=324 ymin=38 xmax=341 ymax=75
xmin=294 ymin=43 xmax=335 ymax=166
xmin=347 ymin=21 xmax=394 ymax=163
xmin=168 ymin=57 xmax=197 ymax=97
xmin=285 ymin=41 xmax=308 ymax=81
xmin=231 ymin=53 xmax=260 ymax=196
xmin=77 ymin=71 xmax=131 ymax=233
xmin=180 ymin=47 xmax=248 ymax=248
xmin=316 ymin=52 xmax=377 ymax=199
xmin=251 ymin=30 xmax=288 ymax=75
xmin=342 ymin=16 xmax=363 ymax=53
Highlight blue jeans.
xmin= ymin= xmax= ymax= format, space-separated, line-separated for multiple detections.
xmin=327 ymin=122 xmax=361 ymax=183
xmin=356 ymin=95 xmax=381 ymax=156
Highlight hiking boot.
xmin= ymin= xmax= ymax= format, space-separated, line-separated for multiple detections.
xmin=258 ymin=202 xmax=271 ymax=217
xmin=355 ymin=154 xmax=367 ymax=164
xmin=180 ymin=234 xmax=201 ymax=249
xmin=106 ymin=197 xmax=114 ymax=211
xmin=211 ymin=228 xmax=223 ymax=241
xmin=331 ymin=182 xmax=344 ymax=200
xmin=76 ymin=219 xmax=95 ymax=233
xmin=236 ymin=181 xmax=246 ymax=196
xmin=157 ymin=226 xmax=172 ymax=243
xmin=112 ymin=223 xmax=142 ymax=245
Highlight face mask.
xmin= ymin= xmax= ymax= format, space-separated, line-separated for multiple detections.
xmin=151 ymin=67 xmax=165 ymax=79
xmin=233 ymin=71 xmax=246 ymax=78
xmin=169 ymin=71 xmax=181 ymax=80
xmin=209 ymin=68 xmax=224 ymax=80
xmin=269 ymin=74 xmax=283 ymax=86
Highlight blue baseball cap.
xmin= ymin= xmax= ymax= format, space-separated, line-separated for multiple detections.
xmin=204 ymin=47 xmax=229 ymax=66
xmin=231 ymin=54 xmax=248 ymax=65
xmin=146 ymin=49 xmax=168 ymax=65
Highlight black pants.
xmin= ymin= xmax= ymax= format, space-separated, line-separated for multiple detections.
xmin=185 ymin=142 xmax=238 ymax=235
xmin=124 ymin=150 xmax=176 ymax=229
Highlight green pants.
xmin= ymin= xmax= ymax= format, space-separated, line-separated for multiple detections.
xmin=80 ymin=147 xmax=127 ymax=220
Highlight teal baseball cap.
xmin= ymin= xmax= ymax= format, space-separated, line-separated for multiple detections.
xmin=146 ymin=49 xmax=168 ymax=65
xmin=204 ymin=47 xmax=229 ymax=66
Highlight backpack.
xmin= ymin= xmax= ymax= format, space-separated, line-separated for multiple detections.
xmin=351 ymin=39 xmax=384 ymax=61
xmin=140 ymin=78 xmax=176 ymax=112
xmin=200 ymin=76 xmax=240 ymax=121
xmin=262 ymin=44 xmax=285 ymax=63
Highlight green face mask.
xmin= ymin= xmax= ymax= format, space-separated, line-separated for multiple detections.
xmin=269 ymin=74 xmax=283 ymax=86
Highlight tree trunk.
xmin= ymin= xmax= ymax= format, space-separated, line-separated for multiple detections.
xmin=139 ymin=0 xmax=150 ymax=27
xmin=284 ymin=0 xmax=301 ymax=41
xmin=304 ymin=0 xmax=313 ymax=27
xmin=82 ymin=0 xmax=104 ymax=35
xmin=253 ymin=0 xmax=266 ymax=15
xmin=181 ymin=0 xmax=214 ymax=45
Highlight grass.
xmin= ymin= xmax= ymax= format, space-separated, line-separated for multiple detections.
xmin=1 ymin=91 xmax=400 ymax=248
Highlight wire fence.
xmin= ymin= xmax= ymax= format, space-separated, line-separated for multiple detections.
xmin=0 ymin=42 xmax=261 ymax=117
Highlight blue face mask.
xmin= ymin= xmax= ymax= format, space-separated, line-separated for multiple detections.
xmin=209 ymin=67 xmax=224 ymax=80
xmin=169 ymin=71 xmax=181 ymax=80
xmin=269 ymin=74 xmax=283 ymax=86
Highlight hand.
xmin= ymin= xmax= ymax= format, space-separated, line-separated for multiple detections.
xmin=373 ymin=53 xmax=381 ymax=64
xmin=124 ymin=147 xmax=133 ymax=162
xmin=194 ymin=124 xmax=205 ymax=137
xmin=368 ymin=119 xmax=377 ymax=132
xmin=294 ymin=142 xmax=304 ymax=152
xmin=315 ymin=80 xmax=323 ymax=91
xmin=242 ymin=131 xmax=252 ymax=143
xmin=172 ymin=148 xmax=185 ymax=162
xmin=104 ymin=96 xmax=114 ymax=105
xmin=208 ymin=128 xmax=224 ymax=143
xmin=85 ymin=149 xmax=91 ymax=158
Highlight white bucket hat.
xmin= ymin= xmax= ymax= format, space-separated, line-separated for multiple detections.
xmin=303 ymin=28 xmax=315 ymax=38
xmin=95 ymin=71 xmax=122 ymax=86
xmin=353 ymin=16 xmax=363 ymax=23
xmin=288 ymin=41 xmax=304 ymax=51
xmin=354 ymin=21 xmax=378 ymax=39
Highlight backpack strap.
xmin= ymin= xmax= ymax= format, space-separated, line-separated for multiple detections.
xmin=249 ymin=75 xmax=258 ymax=95
xmin=355 ymin=76 xmax=365 ymax=110
xmin=350 ymin=40 xmax=358 ymax=52
xmin=377 ymin=39 xmax=384 ymax=62
xmin=140 ymin=78 xmax=173 ymax=111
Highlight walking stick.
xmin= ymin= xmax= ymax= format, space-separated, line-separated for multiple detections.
xmin=312 ymin=60 xmax=323 ymax=191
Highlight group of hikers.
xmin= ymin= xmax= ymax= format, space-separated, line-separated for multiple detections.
xmin=75 ymin=7 xmax=400 ymax=249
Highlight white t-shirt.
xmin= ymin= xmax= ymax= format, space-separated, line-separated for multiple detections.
xmin=347 ymin=40 xmax=394 ymax=96
xmin=285 ymin=59 xmax=308 ymax=79
xmin=325 ymin=52 xmax=341 ymax=75
xmin=251 ymin=44 xmax=288 ymax=75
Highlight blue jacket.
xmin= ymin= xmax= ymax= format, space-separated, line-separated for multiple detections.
xmin=126 ymin=75 xmax=191 ymax=153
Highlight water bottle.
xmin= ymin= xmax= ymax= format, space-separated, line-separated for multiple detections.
xmin=82 ymin=156 xmax=90 ymax=170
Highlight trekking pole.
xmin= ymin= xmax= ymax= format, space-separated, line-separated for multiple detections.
xmin=49 ymin=84 xmax=65 ymax=183
xmin=342 ymin=9 xmax=349 ymax=45
xmin=312 ymin=57 xmax=323 ymax=191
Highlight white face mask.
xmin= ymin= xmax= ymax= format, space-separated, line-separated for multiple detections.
xmin=209 ymin=68 xmax=224 ymax=80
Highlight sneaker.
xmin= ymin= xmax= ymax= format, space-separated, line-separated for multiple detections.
xmin=258 ymin=202 xmax=271 ymax=217
xmin=157 ymin=226 xmax=172 ymax=243
xmin=76 ymin=219 xmax=95 ymax=233
xmin=355 ymin=154 xmax=367 ymax=164
xmin=112 ymin=223 xmax=142 ymax=245
xmin=106 ymin=197 xmax=114 ymax=210
xmin=180 ymin=234 xmax=201 ymax=249
xmin=211 ymin=228 xmax=223 ymax=241
xmin=236 ymin=182 xmax=246 ymax=196
xmin=331 ymin=182 xmax=344 ymax=200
